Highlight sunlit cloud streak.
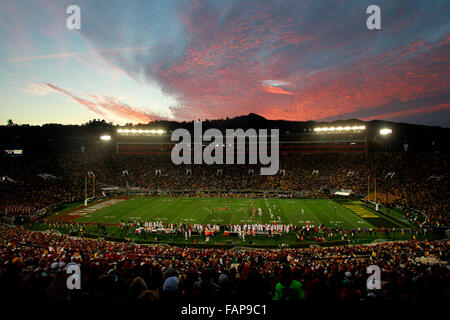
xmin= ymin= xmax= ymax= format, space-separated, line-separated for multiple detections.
xmin=2 ymin=46 xmax=153 ymax=63
xmin=45 ymin=82 xmax=164 ymax=123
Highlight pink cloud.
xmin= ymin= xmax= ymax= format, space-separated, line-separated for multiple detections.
xmin=45 ymin=82 xmax=164 ymax=123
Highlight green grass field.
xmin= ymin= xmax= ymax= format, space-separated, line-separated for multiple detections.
xmin=59 ymin=197 xmax=407 ymax=229
xmin=38 ymin=197 xmax=439 ymax=247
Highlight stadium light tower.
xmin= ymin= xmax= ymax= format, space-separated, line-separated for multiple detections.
xmin=379 ymin=128 xmax=392 ymax=152
xmin=379 ymin=127 xmax=393 ymax=197
xmin=100 ymin=135 xmax=111 ymax=153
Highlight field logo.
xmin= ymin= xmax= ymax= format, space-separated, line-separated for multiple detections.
xmin=171 ymin=121 xmax=279 ymax=175
xmin=66 ymin=264 xmax=81 ymax=290
xmin=367 ymin=265 xmax=381 ymax=290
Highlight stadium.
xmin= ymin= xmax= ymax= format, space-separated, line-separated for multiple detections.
xmin=1 ymin=115 xmax=448 ymax=306
xmin=0 ymin=0 xmax=449 ymax=312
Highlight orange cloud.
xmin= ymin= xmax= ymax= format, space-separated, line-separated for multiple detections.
xmin=262 ymin=85 xmax=296 ymax=95
xmin=45 ymin=82 xmax=162 ymax=123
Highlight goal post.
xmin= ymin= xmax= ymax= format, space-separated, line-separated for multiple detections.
xmin=84 ymin=197 xmax=95 ymax=207
xmin=366 ymin=176 xmax=377 ymax=203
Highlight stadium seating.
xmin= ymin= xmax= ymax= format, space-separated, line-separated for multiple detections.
xmin=1 ymin=152 xmax=448 ymax=226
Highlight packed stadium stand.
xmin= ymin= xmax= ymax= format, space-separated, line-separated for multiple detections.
xmin=0 ymin=225 xmax=448 ymax=302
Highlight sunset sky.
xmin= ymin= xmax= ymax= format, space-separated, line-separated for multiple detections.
xmin=0 ymin=0 xmax=449 ymax=126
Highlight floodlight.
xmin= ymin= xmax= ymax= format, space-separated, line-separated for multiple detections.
xmin=313 ymin=125 xmax=366 ymax=133
xmin=116 ymin=128 xmax=166 ymax=135
xmin=100 ymin=135 xmax=111 ymax=141
xmin=380 ymin=128 xmax=392 ymax=135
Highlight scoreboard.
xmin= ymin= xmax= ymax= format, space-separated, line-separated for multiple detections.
xmin=4 ymin=149 xmax=23 ymax=156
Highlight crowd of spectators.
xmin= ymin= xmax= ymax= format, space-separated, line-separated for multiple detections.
xmin=0 ymin=156 xmax=79 ymax=217
xmin=0 ymin=225 xmax=448 ymax=302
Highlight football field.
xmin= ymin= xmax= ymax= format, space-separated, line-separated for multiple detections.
xmin=59 ymin=197 xmax=405 ymax=229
